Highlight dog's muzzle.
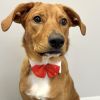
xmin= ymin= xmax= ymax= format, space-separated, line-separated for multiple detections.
xmin=39 ymin=33 xmax=64 ymax=56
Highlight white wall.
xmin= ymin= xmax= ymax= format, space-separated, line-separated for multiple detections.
xmin=0 ymin=0 xmax=100 ymax=100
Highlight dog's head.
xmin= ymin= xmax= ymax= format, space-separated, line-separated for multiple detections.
xmin=1 ymin=2 xmax=86 ymax=60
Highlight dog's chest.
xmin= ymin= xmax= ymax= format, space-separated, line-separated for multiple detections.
xmin=26 ymin=58 xmax=61 ymax=99
xmin=26 ymin=73 xmax=50 ymax=99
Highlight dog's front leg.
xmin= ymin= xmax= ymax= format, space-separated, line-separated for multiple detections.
xmin=46 ymin=94 xmax=65 ymax=100
xmin=20 ymin=92 xmax=39 ymax=100
xmin=20 ymin=92 xmax=31 ymax=100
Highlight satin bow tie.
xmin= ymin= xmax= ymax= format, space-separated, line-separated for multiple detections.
xmin=31 ymin=64 xmax=60 ymax=78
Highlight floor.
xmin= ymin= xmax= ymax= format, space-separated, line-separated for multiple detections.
xmin=81 ymin=96 xmax=100 ymax=100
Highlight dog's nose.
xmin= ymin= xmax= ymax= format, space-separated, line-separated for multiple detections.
xmin=49 ymin=33 xmax=64 ymax=49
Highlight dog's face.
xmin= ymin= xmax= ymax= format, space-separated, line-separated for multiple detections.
xmin=24 ymin=3 xmax=70 ymax=57
xmin=1 ymin=2 xmax=86 ymax=60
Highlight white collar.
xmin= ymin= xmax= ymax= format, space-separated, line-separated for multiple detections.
xmin=29 ymin=57 xmax=61 ymax=73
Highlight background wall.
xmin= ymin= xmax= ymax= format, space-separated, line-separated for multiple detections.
xmin=0 ymin=0 xmax=100 ymax=100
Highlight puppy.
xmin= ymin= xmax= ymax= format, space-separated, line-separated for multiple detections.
xmin=1 ymin=2 xmax=86 ymax=100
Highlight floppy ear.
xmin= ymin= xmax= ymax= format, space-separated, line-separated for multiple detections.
xmin=63 ymin=6 xmax=86 ymax=35
xmin=1 ymin=2 xmax=34 ymax=32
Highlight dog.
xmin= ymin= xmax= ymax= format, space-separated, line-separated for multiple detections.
xmin=1 ymin=2 xmax=86 ymax=100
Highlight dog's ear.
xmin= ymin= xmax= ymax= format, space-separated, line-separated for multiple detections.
xmin=63 ymin=6 xmax=86 ymax=36
xmin=1 ymin=2 xmax=34 ymax=32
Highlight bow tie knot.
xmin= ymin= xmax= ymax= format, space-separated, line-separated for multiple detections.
xmin=31 ymin=64 xmax=60 ymax=78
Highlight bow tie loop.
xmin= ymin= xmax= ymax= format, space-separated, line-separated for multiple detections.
xmin=31 ymin=64 xmax=60 ymax=78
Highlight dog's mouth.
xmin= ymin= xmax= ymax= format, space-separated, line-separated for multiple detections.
xmin=38 ymin=49 xmax=62 ymax=56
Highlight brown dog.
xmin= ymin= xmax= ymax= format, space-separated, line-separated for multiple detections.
xmin=1 ymin=2 xmax=86 ymax=100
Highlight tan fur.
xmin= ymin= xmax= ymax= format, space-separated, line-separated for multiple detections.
xmin=1 ymin=2 xmax=86 ymax=100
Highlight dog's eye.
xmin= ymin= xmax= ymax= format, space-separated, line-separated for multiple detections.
xmin=33 ymin=16 xmax=42 ymax=23
xmin=60 ymin=18 xmax=67 ymax=26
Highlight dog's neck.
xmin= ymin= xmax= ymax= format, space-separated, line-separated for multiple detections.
xmin=29 ymin=56 xmax=62 ymax=73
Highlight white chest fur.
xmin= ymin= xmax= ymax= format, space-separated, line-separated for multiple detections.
xmin=26 ymin=56 xmax=61 ymax=99
xmin=26 ymin=73 xmax=50 ymax=99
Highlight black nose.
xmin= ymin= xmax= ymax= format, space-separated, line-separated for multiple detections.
xmin=49 ymin=34 xmax=64 ymax=49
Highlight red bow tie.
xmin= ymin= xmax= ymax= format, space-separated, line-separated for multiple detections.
xmin=31 ymin=64 xmax=60 ymax=78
